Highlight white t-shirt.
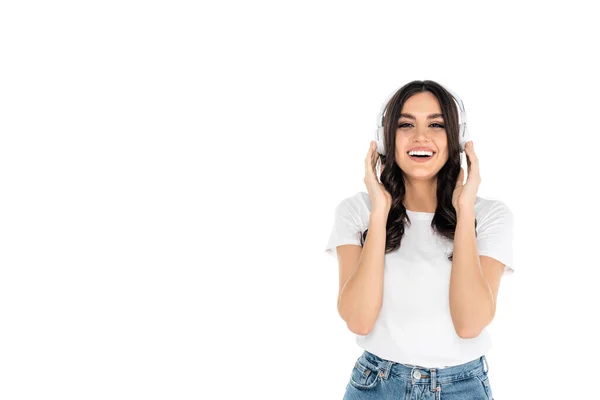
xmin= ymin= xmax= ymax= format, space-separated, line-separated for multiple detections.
xmin=325 ymin=191 xmax=514 ymax=368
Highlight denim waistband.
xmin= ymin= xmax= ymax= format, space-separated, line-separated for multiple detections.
xmin=361 ymin=350 xmax=489 ymax=388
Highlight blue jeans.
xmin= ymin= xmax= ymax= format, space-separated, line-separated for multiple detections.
xmin=344 ymin=350 xmax=494 ymax=400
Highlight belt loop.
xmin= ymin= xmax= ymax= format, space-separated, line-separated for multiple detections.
xmin=376 ymin=360 xmax=392 ymax=380
xmin=430 ymin=368 xmax=437 ymax=391
xmin=482 ymin=355 xmax=489 ymax=374
xmin=384 ymin=360 xmax=392 ymax=379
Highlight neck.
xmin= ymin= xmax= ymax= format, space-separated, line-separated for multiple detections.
xmin=402 ymin=178 xmax=437 ymax=213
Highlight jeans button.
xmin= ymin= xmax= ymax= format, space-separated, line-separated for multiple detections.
xmin=413 ymin=370 xmax=421 ymax=379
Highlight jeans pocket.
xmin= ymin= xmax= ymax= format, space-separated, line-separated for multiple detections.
xmin=349 ymin=356 xmax=381 ymax=390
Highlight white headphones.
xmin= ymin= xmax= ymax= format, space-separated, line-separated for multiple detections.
xmin=374 ymin=83 xmax=472 ymax=156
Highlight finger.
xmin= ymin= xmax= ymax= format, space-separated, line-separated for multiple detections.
xmin=466 ymin=145 xmax=474 ymax=171
xmin=466 ymin=142 xmax=480 ymax=178
xmin=365 ymin=141 xmax=377 ymax=177
xmin=374 ymin=155 xmax=381 ymax=177
xmin=456 ymin=167 xmax=464 ymax=186
xmin=371 ymin=144 xmax=380 ymax=169
xmin=365 ymin=141 xmax=374 ymax=164
xmin=371 ymin=141 xmax=379 ymax=164
xmin=365 ymin=143 xmax=372 ymax=176
xmin=467 ymin=142 xmax=478 ymax=161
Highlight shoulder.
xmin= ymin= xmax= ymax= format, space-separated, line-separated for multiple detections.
xmin=474 ymin=195 xmax=514 ymax=224
xmin=335 ymin=191 xmax=372 ymax=227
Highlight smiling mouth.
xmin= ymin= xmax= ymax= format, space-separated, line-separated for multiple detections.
xmin=407 ymin=152 xmax=436 ymax=158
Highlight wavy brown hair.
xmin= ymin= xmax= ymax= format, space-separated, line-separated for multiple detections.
xmin=360 ymin=80 xmax=477 ymax=262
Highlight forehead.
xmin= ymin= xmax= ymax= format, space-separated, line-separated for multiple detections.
xmin=400 ymin=91 xmax=442 ymax=114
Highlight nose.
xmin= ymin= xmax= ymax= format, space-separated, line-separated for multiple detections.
xmin=413 ymin=126 xmax=431 ymax=142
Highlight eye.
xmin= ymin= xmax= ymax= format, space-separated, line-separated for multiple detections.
xmin=398 ymin=123 xmax=445 ymax=128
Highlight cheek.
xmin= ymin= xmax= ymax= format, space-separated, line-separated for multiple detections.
xmin=394 ymin=136 xmax=409 ymax=151
xmin=437 ymin=151 xmax=449 ymax=164
xmin=394 ymin=145 xmax=408 ymax=160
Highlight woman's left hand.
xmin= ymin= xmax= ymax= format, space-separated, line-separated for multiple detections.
xmin=452 ymin=141 xmax=481 ymax=212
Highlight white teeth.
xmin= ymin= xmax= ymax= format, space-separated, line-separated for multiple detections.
xmin=408 ymin=150 xmax=434 ymax=156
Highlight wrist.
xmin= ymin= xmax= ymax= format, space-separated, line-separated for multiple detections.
xmin=456 ymin=206 xmax=475 ymax=219
xmin=370 ymin=209 xmax=389 ymax=221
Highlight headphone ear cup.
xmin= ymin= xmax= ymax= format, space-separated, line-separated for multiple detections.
xmin=375 ymin=126 xmax=386 ymax=155
xmin=458 ymin=123 xmax=469 ymax=152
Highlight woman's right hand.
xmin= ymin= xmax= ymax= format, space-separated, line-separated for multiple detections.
xmin=364 ymin=140 xmax=392 ymax=215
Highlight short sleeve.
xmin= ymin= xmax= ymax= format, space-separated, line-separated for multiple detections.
xmin=476 ymin=200 xmax=514 ymax=276
xmin=324 ymin=198 xmax=364 ymax=259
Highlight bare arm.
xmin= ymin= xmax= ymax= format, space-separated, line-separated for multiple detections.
xmin=337 ymin=211 xmax=388 ymax=335
xmin=449 ymin=208 xmax=495 ymax=338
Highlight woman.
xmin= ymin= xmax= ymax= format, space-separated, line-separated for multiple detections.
xmin=324 ymin=80 xmax=513 ymax=399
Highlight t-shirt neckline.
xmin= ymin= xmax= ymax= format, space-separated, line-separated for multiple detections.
xmin=405 ymin=209 xmax=435 ymax=220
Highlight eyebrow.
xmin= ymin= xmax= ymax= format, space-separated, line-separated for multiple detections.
xmin=399 ymin=113 xmax=444 ymax=120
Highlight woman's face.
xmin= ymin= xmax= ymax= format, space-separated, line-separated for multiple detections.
xmin=394 ymin=91 xmax=449 ymax=180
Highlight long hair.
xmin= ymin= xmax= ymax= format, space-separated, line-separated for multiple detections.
xmin=359 ymin=80 xmax=477 ymax=262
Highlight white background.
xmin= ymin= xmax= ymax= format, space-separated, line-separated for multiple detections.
xmin=1 ymin=1 xmax=599 ymax=399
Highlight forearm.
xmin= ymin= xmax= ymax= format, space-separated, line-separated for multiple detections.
xmin=339 ymin=212 xmax=387 ymax=335
xmin=449 ymin=207 xmax=494 ymax=337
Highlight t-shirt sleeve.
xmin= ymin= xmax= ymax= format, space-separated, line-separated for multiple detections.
xmin=476 ymin=200 xmax=514 ymax=276
xmin=324 ymin=198 xmax=365 ymax=259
